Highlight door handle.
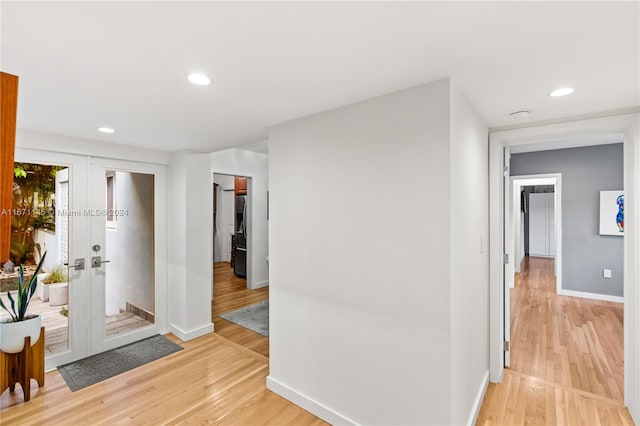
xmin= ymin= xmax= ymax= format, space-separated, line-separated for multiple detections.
xmin=64 ymin=258 xmax=85 ymax=270
xmin=91 ymin=256 xmax=111 ymax=268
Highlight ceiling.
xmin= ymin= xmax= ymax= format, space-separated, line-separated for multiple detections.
xmin=1 ymin=2 xmax=638 ymax=153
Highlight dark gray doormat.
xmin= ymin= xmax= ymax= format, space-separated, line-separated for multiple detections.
xmin=220 ymin=300 xmax=269 ymax=337
xmin=58 ymin=334 xmax=183 ymax=391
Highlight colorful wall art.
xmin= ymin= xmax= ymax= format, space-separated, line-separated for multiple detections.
xmin=599 ymin=190 xmax=624 ymax=236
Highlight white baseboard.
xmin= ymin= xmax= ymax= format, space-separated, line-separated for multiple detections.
xmin=250 ymin=280 xmax=269 ymax=290
xmin=561 ymin=289 xmax=624 ymax=303
xmin=266 ymin=376 xmax=356 ymax=425
xmin=169 ymin=322 xmax=214 ymax=341
xmin=467 ymin=371 xmax=490 ymax=426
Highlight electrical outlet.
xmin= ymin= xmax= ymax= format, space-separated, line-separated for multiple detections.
xmin=604 ymin=269 xmax=612 ymax=279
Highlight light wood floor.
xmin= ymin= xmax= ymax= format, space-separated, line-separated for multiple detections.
xmin=1 ymin=263 xmax=325 ymax=425
xmin=0 ymin=333 xmax=327 ymax=425
xmin=477 ymin=369 xmax=633 ymax=425
xmin=477 ymin=256 xmax=630 ymax=424
xmin=511 ymin=257 xmax=623 ymax=400
xmin=212 ymin=262 xmax=269 ymax=358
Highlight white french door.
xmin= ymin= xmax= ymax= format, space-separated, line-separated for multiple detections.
xmin=14 ymin=149 xmax=167 ymax=370
xmin=88 ymin=157 xmax=167 ymax=355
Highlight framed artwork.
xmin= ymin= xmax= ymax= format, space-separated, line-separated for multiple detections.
xmin=599 ymin=190 xmax=624 ymax=236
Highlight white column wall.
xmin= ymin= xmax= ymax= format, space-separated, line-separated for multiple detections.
xmin=168 ymin=151 xmax=214 ymax=340
xmin=449 ymin=83 xmax=490 ymax=425
xmin=268 ymin=80 xmax=454 ymax=425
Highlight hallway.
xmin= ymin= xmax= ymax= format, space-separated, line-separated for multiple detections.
xmin=511 ymin=257 xmax=623 ymax=400
xmin=477 ymin=256 xmax=631 ymax=424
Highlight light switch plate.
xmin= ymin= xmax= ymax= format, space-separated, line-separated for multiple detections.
xmin=604 ymin=269 xmax=612 ymax=279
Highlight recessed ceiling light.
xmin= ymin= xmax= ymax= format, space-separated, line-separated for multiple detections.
xmin=187 ymin=73 xmax=211 ymax=86
xmin=509 ymin=110 xmax=532 ymax=120
xmin=550 ymin=87 xmax=575 ymax=97
xmin=98 ymin=127 xmax=115 ymax=134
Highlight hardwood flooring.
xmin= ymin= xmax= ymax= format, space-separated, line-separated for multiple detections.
xmin=477 ymin=256 xmax=630 ymax=424
xmin=212 ymin=262 xmax=269 ymax=358
xmin=212 ymin=262 xmax=269 ymax=317
xmin=477 ymin=369 xmax=633 ymax=425
xmin=0 ymin=333 xmax=326 ymax=425
xmin=1 ymin=263 xmax=324 ymax=425
xmin=510 ymin=257 xmax=624 ymax=401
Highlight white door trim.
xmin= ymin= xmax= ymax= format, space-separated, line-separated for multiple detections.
xmin=489 ymin=113 xmax=639 ymax=421
xmin=88 ymin=157 xmax=168 ymax=354
xmin=14 ymin=148 xmax=90 ymax=370
xmin=510 ymin=173 xmax=562 ymax=294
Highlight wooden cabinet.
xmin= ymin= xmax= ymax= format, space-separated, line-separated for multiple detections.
xmin=234 ymin=176 xmax=247 ymax=195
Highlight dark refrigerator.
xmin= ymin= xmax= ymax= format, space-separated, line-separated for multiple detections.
xmin=234 ymin=194 xmax=247 ymax=277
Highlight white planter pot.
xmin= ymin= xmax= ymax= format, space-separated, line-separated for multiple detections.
xmin=37 ymin=273 xmax=51 ymax=302
xmin=0 ymin=315 xmax=42 ymax=353
xmin=49 ymin=282 xmax=68 ymax=306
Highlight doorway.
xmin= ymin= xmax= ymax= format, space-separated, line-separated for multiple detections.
xmin=5 ymin=148 xmax=168 ymax=370
xmin=212 ymin=174 xmax=249 ymax=288
xmin=489 ymin=113 xmax=639 ymax=418
xmin=211 ymin=173 xmax=269 ymax=356
xmin=508 ymin=174 xmax=562 ymax=293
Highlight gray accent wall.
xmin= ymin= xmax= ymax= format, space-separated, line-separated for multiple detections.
xmin=511 ymin=143 xmax=624 ymax=297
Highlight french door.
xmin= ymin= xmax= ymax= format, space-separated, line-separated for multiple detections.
xmin=13 ymin=149 xmax=167 ymax=370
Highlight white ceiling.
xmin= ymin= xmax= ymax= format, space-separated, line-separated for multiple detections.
xmin=1 ymin=2 xmax=638 ymax=153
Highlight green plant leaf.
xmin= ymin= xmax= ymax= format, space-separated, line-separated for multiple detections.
xmin=14 ymin=167 xmax=27 ymax=178
xmin=7 ymin=291 xmax=17 ymax=320
xmin=6 ymin=251 xmax=48 ymax=321
xmin=0 ymin=296 xmax=17 ymax=322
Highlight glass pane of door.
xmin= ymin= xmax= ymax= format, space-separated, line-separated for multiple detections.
xmin=0 ymin=162 xmax=70 ymax=356
xmin=102 ymin=170 xmax=155 ymax=338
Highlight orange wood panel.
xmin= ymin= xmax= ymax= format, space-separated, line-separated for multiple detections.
xmin=0 ymin=72 xmax=19 ymax=263
xmin=235 ymin=176 xmax=247 ymax=195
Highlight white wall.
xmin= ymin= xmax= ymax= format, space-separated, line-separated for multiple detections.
xmin=168 ymin=151 xmax=214 ymax=340
xmin=449 ymin=83 xmax=490 ymax=425
xmin=211 ymin=149 xmax=269 ymax=289
xmin=624 ymin=117 xmax=640 ymax=422
xmin=33 ymin=229 xmax=57 ymax=273
xmin=105 ymin=172 xmax=154 ymax=316
xmin=268 ymin=80 xmax=464 ymax=425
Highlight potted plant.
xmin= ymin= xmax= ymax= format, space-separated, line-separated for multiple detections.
xmin=44 ymin=264 xmax=68 ymax=306
xmin=0 ymin=252 xmax=46 ymax=353
xmin=37 ymin=264 xmax=67 ymax=303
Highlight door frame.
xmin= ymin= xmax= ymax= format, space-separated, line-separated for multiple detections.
xmin=489 ymin=112 xmax=639 ymax=419
xmin=510 ymin=173 xmax=562 ymax=293
xmin=210 ymin=172 xmax=253 ymax=292
xmin=88 ymin=157 xmax=168 ymax=355
xmin=13 ymin=148 xmax=168 ymax=369
xmin=14 ymin=148 xmax=90 ymax=369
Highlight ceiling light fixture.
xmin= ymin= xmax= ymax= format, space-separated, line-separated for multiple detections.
xmin=549 ymin=87 xmax=575 ymax=97
xmin=188 ymin=73 xmax=211 ymax=86
xmin=508 ymin=110 xmax=532 ymax=120
xmin=98 ymin=127 xmax=115 ymax=134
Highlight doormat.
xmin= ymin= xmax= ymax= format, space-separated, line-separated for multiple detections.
xmin=219 ymin=300 xmax=269 ymax=337
xmin=58 ymin=334 xmax=183 ymax=392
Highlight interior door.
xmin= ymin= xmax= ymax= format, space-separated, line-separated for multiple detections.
xmin=503 ymin=148 xmax=511 ymax=367
xmin=223 ymin=190 xmax=234 ymax=262
xmin=88 ymin=157 xmax=167 ymax=354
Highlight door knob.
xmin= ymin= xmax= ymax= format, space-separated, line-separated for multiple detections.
xmin=64 ymin=258 xmax=85 ymax=270
xmin=91 ymin=256 xmax=111 ymax=268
